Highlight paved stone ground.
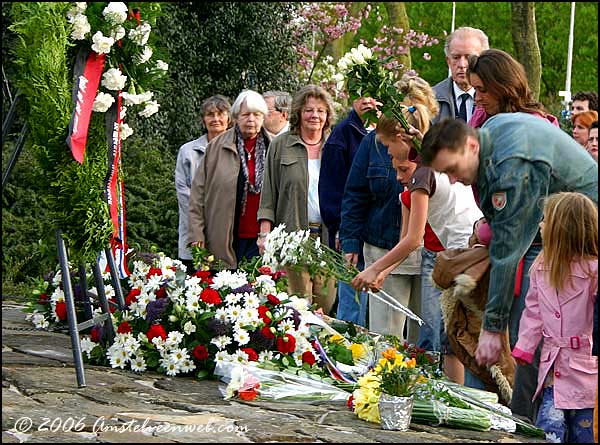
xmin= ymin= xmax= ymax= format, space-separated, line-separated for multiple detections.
xmin=2 ymin=299 xmax=546 ymax=443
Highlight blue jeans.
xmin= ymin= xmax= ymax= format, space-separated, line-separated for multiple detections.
xmin=336 ymin=281 xmax=367 ymax=327
xmin=336 ymin=255 xmax=367 ymax=327
xmin=234 ymin=237 xmax=259 ymax=266
xmin=416 ymin=248 xmax=444 ymax=352
xmin=535 ymin=386 xmax=594 ymax=443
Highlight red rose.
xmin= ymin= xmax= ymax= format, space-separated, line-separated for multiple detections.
xmin=301 ymin=351 xmax=316 ymax=366
xmin=55 ymin=301 xmax=67 ymax=321
xmin=266 ymin=294 xmax=281 ymax=306
xmin=261 ymin=326 xmax=275 ymax=339
xmin=276 ymin=334 xmax=296 ymax=354
xmin=90 ymin=326 xmax=102 ymax=343
xmin=146 ymin=267 xmax=162 ymax=279
xmin=192 ymin=345 xmax=209 ymax=361
xmin=241 ymin=347 xmax=258 ymax=362
xmin=146 ymin=323 xmax=167 ymax=343
xmin=257 ymin=306 xmax=272 ymax=324
xmin=38 ymin=293 xmax=49 ymax=305
xmin=155 ymin=287 xmax=167 ymax=299
xmin=117 ymin=321 xmax=132 ymax=334
xmin=258 ymin=265 xmax=272 ymax=276
xmin=199 ymin=288 xmax=222 ymax=305
xmin=194 ymin=270 xmax=212 ymax=283
xmin=126 ymin=288 xmax=141 ymax=306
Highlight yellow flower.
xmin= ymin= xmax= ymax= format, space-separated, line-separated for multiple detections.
xmin=329 ymin=334 xmax=345 ymax=344
xmin=352 ymin=386 xmax=381 ymax=424
xmin=349 ymin=343 xmax=367 ymax=361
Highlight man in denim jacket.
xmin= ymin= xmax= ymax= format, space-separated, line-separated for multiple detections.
xmin=420 ymin=113 xmax=598 ymax=421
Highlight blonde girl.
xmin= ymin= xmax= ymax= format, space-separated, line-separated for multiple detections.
xmin=512 ymin=192 xmax=598 ymax=443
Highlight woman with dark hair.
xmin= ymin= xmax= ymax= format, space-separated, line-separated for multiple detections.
xmin=257 ymin=84 xmax=338 ymax=314
xmin=467 ymin=48 xmax=559 ymax=128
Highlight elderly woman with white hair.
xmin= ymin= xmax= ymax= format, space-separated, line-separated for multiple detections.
xmin=188 ymin=90 xmax=271 ymax=268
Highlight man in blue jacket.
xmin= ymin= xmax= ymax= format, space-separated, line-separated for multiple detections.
xmin=319 ymin=97 xmax=378 ymax=326
xmin=420 ymin=114 xmax=598 ymax=422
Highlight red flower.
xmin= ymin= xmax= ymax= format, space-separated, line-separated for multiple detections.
xmin=258 ymin=265 xmax=272 ymax=276
xmin=90 ymin=326 xmax=102 ymax=343
xmin=146 ymin=267 xmax=162 ymax=279
xmin=126 ymin=288 xmax=141 ymax=306
xmin=257 ymin=305 xmax=272 ymax=324
xmin=55 ymin=301 xmax=67 ymax=321
xmin=266 ymin=294 xmax=281 ymax=306
xmin=117 ymin=321 xmax=132 ymax=334
xmin=108 ymin=298 xmax=117 ymax=313
xmin=238 ymin=387 xmax=259 ymax=401
xmin=146 ymin=323 xmax=167 ymax=343
xmin=276 ymin=334 xmax=296 ymax=354
xmin=155 ymin=287 xmax=167 ymax=299
xmin=261 ymin=326 xmax=275 ymax=339
xmin=302 ymin=351 xmax=316 ymax=366
xmin=241 ymin=347 xmax=258 ymax=361
xmin=194 ymin=270 xmax=212 ymax=283
xmin=347 ymin=395 xmax=354 ymax=410
xmin=199 ymin=288 xmax=222 ymax=305
xmin=272 ymin=270 xmax=286 ymax=281
xmin=38 ymin=293 xmax=49 ymax=305
xmin=192 ymin=345 xmax=209 ymax=361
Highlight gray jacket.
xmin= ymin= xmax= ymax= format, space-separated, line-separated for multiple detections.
xmin=432 ymin=77 xmax=456 ymax=124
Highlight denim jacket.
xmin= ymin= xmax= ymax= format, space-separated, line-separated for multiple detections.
xmin=319 ymin=108 xmax=368 ymax=245
xmin=476 ymin=113 xmax=598 ymax=332
xmin=339 ymin=131 xmax=404 ymax=254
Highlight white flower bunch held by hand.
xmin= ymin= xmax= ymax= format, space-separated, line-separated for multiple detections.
xmin=336 ymin=43 xmax=373 ymax=71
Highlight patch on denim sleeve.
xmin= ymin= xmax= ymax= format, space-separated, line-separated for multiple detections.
xmin=491 ymin=192 xmax=507 ymax=211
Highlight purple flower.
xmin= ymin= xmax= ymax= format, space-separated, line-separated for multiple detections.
xmin=249 ymin=328 xmax=275 ymax=352
xmin=207 ymin=318 xmax=230 ymax=336
xmin=231 ymin=284 xmax=254 ymax=294
xmin=146 ymin=298 xmax=168 ymax=323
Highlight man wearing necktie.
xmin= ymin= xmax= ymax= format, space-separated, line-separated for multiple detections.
xmin=432 ymin=27 xmax=489 ymax=124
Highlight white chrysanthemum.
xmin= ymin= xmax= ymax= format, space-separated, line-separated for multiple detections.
xmin=179 ymin=358 xmax=196 ymax=373
xmin=151 ymin=336 xmax=166 ymax=352
xmin=183 ymin=321 xmax=196 ymax=335
xmin=240 ymin=308 xmax=259 ymax=326
xmin=70 ymin=14 xmax=90 ymax=40
xmin=233 ymin=329 xmax=250 ymax=346
xmin=110 ymin=25 xmax=126 ymax=41
xmin=107 ymin=347 xmax=128 ymax=369
xmin=91 ymin=31 xmax=115 ymax=55
xmin=102 ymin=2 xmax=128 ymax=24
xmin=138 ymin=100 xmax=159 ymax=118
xmin=211 ymin=270 xmax=248 ymax=291
xmin=160 ymin=356 xmax=180 ymax=376
xmin=92 ymin=92 xmax=115 ymax=113
xmin=211 ymin=335 xmax=232 ymax=350
xmin=166 ymin=331 xmax=183 ymax=348
xmin=214 ymin=307 xmax=228 ymax=322
xmin=225 ymin=304 xmax=243 ymax=322
xmin=136 ymin=46 xmax=153 ymax=65
xmin=185 ymin=295 xmax=201 ymax=313
xmin=169 ymin=347 xmax=188 ymax=363
xmin=257 ymin=351 xmax=274 ymax=363
xmin=185 ymin=275 xmax=202 ymax=288
xmin=243 ymin=292 xmax=260 ymax=308
xmin=278 ymin=319 xmax=294 ymax=333
xmin=51 ymin=287 xmax=65 ymax=303
xmin=129 ymin=22 xmax=152 ymax=45
xmin=285 ymin=295 xmax=309 ymax=312
xmin=80 ymin=337 xmax=96 ymax=357
xmin=130 ymin=355 xmax=147 ymax=372
xmin=214 ymin=350 xmax=232 ymax=364
xmin=51 ymin=270 xmax=63 ymax=287
xmin=119 ymin=123 xmax=133 ymax=140
xmin=156 ymin=60 xmax=168 ymax=71
xmin=101 ymin=67 xmax=127 ymax=91
xmin=234 ymin=350 xmax=249 ymax=364
xmin=66 ymin=3 xmax=86 ymax=23
xmin=254 ymin=276 xmax=276 ymax=295
xmin=225 ymin=292 xmax=243 ymax=306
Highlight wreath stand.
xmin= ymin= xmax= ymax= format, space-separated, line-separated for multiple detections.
xmin=55 ymin=229 xmax=126 ymax=388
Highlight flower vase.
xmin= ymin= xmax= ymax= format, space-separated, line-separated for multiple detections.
xmin=378 ymin=393 xmax=414 ymax=431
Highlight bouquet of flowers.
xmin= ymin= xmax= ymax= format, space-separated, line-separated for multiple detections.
xmin=377 ymin=347 xmax=425 ymax=397
xmin=335 ymin=43 xmax=421 ymax=152
xmin=262 ymin=224 xmax=359 ymax=284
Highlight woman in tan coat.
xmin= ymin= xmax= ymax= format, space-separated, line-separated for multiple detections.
xmin=188 ymin=90 xmax=271 ymax=269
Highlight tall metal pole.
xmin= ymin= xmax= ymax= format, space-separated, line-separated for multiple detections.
xmin=559 ymin=2 xmax=576 ymax=113
xmin=448 ymin=2 xmax=456 ymax=78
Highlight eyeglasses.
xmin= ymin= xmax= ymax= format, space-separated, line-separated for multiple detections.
xmin=267 ymin=108 xmax=280 ymax=114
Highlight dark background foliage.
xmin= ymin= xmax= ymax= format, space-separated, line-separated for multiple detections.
xmin=2 ymin=2 xmax=597 ymax=294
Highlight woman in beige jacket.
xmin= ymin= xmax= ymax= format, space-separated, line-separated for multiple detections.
xmin=188 ymin=90 xmax=271 ymax=269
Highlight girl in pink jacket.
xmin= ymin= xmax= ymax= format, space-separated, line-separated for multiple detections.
xmin=512 ymin=192 xmax=598 ymax=443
